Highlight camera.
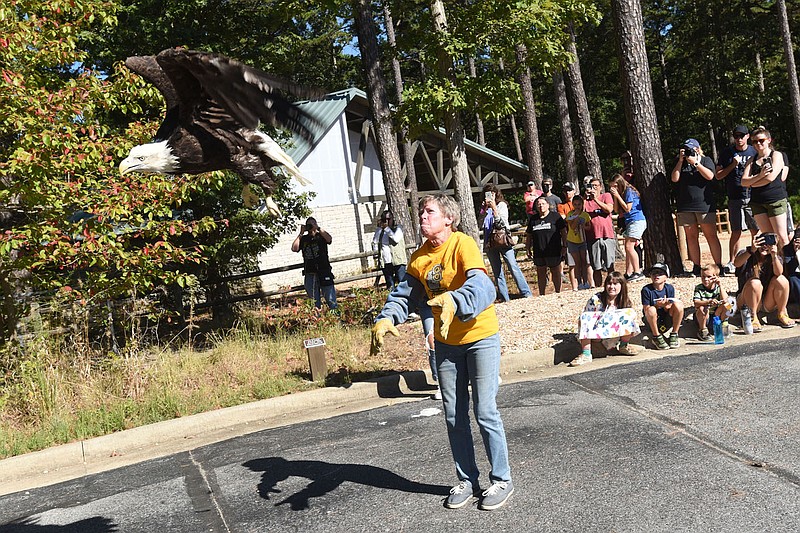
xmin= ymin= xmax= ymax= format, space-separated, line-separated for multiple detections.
xmin=681 ymin=145 xmax=696 ymax=158
xmin=762 ymin=233 xmax=777 ymax=246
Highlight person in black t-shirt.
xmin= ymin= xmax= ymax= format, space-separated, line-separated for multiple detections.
xmin=716 ymin=125 xmax=759 ymax=274
xmin=526 ymin=196 xmax=567 ymax=295
xmin=671 ymin=138 xmax=723 ymax=276
xmin=291 ymin=216 xmax=338 ymax=310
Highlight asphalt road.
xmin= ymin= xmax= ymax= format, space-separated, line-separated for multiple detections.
xmin=2 ymin=336 xmax=799 ymax=532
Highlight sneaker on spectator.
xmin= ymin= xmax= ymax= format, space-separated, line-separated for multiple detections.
xmin=723 ymin=262 xmax=736 ymax=276
xmin=445 ymin=481 xmax=476 ymax=509
xmin=697 ymin=328 xmax=711 ymax=341
xmin=479 ymin=480 xmax=514 ymax=511
xmin=627 ymin=272 xmax=645 ymax=282
xmin=433 ymin=387 xmax=442 ymax=401
xmin=668 ymin=332 xmax=680 ymax=348
xmin=652 ymin=334 xmax=670 ymax=350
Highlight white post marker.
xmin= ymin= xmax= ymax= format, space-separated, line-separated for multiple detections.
xmin=304 ymin=337 xmax=327 ymax=382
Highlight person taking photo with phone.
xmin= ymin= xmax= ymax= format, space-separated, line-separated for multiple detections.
xmin=733 ymin=232 xmax=794 ymax=329
xmin=741 ymin=126 xmax=791 ymax=247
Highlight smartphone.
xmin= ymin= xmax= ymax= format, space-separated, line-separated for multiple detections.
xmin=485 ymin=192 xmax=494 ymax=200
xmin=762 ymin=233 xmax=777 ymax=246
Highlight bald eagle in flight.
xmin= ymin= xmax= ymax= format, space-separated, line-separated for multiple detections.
xmin=119 ymin=48 xmax=317 ymax=215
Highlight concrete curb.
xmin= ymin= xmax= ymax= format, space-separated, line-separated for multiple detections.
xmin=1 ymin=326 xmax=796 ymax=496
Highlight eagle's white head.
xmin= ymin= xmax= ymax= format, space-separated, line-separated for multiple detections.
xmin=119 ymin=141 xmax=179 ymax=176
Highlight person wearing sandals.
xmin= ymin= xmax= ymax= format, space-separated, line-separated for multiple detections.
xmin=570 ymin=271 xmax=642 ymax=367
xmin=370 ymin=194 xmax=514 ymax=511
xmin=641 ymin=262 xmax=684 ymax=349
xmin=733 ymin=233 xmax=794 ymax=330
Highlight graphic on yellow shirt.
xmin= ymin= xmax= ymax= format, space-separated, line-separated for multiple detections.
xmin=407 ymin=232 xmax=499 ymax=345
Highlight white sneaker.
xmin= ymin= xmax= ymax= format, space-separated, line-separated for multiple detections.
xmin=433 ymin=387 xmax=442 ymax=400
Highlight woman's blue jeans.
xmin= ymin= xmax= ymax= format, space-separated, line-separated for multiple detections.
xmin=435 ymin=333 xmax=511 ymax=485
xmin=486 ymin=246 xmax=532 ymax=302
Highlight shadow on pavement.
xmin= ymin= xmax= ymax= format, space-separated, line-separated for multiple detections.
xmin=243 ymin=457 xmax=449 ymax=510
xmin=0 ymin=517 xmax=117 ymax=532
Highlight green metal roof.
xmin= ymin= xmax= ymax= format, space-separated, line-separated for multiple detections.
xmin=287 ymin=87 xmax=529 ymax=174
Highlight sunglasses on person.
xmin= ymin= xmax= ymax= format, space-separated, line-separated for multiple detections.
xmin=733 ymin=133 xmax=746 ymax=139
xmin=752 ymin=137 xmax=769 ymax=145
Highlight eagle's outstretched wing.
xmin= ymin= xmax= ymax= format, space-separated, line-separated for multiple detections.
xmin=153 ymin=48 xmax=318 ymax=143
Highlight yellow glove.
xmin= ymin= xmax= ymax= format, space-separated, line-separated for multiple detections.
xmin=370 ymin=318 xmax=400 ymax=357
xmin=427 ymin=292 xmax=456 ymax=340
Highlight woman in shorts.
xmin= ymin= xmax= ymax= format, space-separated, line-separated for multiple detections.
xmin=741 ymin=126 xmax=790 ymax=247
xmin=609 ymin=174 xmax=646 ymax=282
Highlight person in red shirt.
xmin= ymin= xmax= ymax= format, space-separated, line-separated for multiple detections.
xmin=523 ymin=180 xmax=543 ymax=217
xmin=583 ymin=176 xmax=617 ymax=288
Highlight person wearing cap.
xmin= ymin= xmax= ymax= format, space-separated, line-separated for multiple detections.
xmin=716 ymin=125 xmax=759 ymax=275
xmin=291 ymin=216 xmax=338 ymax=310
xmin=741 ymin=126 xmax=791 ymax=248
xmin=556 ymin=181 xmax=577 ymax=219
xmin=523 ymin=181 xmax=543 ymax=217
xmin=372 ymin=211 xmax=407 ymax=291
xmin=641 ymin=262 xmax=684 ymax=349
xmin=671 ymin=138 xmax=724 ymax=277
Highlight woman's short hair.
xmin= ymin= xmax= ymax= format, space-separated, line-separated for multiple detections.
xmin=419 ymin=194 xmax=461 ymax=228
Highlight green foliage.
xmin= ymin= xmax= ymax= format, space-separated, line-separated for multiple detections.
xmin=395 ymin=0 xmax=600 ymax=138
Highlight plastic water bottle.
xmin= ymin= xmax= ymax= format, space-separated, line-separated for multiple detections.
xmin=741 ymin=305 xmax=753 ymax=335
xmin=713 ymin=316 xmax=724 ymax=344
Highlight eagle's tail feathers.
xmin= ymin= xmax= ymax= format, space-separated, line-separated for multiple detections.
xmin=251 ymin=131 xmax=311 ymax=186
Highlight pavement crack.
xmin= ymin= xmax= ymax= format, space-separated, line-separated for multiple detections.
xmin=181 ymin=450 xmax=231 ymax=533
xmin=564 ymin=376 xmax=800 ymax=489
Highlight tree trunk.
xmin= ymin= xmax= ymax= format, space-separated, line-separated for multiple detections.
xmin=755 ymin=51 xmax=765 ymax=93
xmin=565 ymin=27 xmax=602 ymax=180
xmin=777 ymin=0 xmax=800 ymax=155
xmin=657 ymin=39 xmax=675 ymax=140
xmin=431 ymin=0 xmax=479 ymax=241
xmin=383 ymin=2 xmax=420 ymax=244
xmin=515 ymin=43 xmax=544 ymax=186
xmin=707 ymin=123 xmax=718 ymax=164
xmin=353 ymin=0 xmax=412 ymax=240
xmin=553 ymin=70 xmax=578 ymax=186
xmin=468 ymin=57 xmax=486 ymax=146
xmin=611 ymin=0 xmax=682 ymax=274
xmin=498 ymin=57 xmax=523 ymax=162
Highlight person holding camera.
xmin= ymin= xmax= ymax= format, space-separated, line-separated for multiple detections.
xmin=291 ymin=216 xmax=338 ymax=310
xmin=716 ymin=125 xmax=759 ymax=275
xmin=481 ymin=184 xmax=532 ymax=302
xmin=670 ymin=138 xmax=723 ymax=277
xmin=733 ymin=232 xmax=793 ymax=329
xmin=741 ymin=127 xmax=791 ymax=248
xmin=782 ymin=226 xmax=800 ymax=313
xmin=583 ymin=176 xmax=616 ymax=288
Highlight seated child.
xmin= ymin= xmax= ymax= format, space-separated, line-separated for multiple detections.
xmin=571 ymin=271 xmax=641 ymax=367
xmin=692 ymin=263 xmax=731 ymax=340
xmin=641 ymin=262 xmax=684 ymax=350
